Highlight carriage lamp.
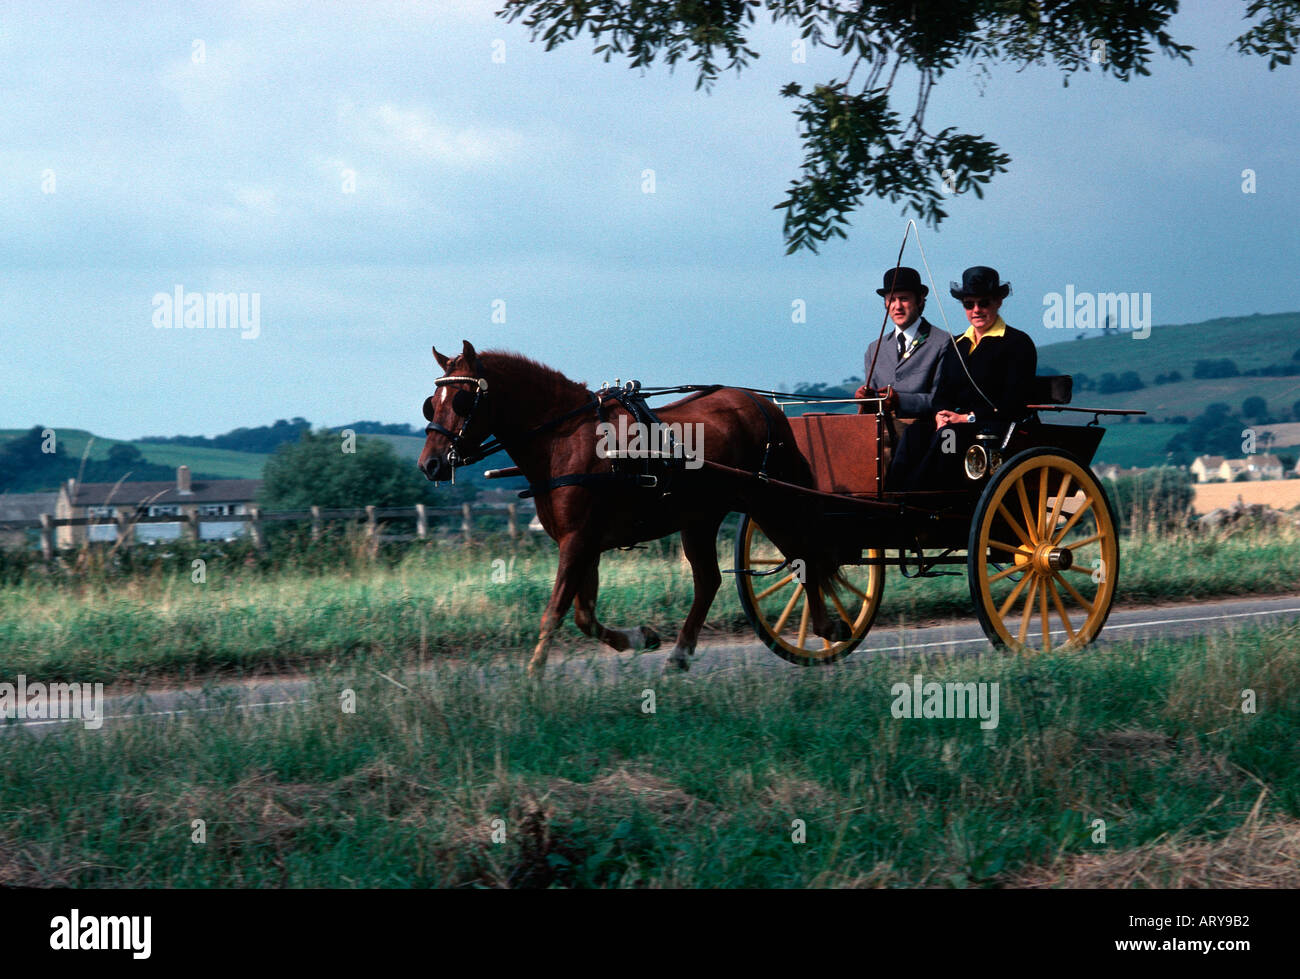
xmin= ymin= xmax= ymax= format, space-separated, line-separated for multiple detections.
xmin=964 ymin=433 xmax=1004 ymax=480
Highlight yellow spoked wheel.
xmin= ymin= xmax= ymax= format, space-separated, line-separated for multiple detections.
xmin=968 ymin=449 xmax=1119 ymax=654
xmin=734 ymin=514 xmax=885 ymax=666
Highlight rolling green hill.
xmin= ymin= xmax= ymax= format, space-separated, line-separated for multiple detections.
xmin=6 ymin=311 xmax=1297 ymax=482
xmin=1036 ymin=311 xmax=1300 ymax=421
xmin=0 ymin=429 xmax=269 ymax=481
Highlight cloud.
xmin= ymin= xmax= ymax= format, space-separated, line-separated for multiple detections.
xmin=341 ymin=100 xmax=523 ymax=167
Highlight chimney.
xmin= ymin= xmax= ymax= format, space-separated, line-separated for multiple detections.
xmin=177 ymin=465 xmax=192 ymax=495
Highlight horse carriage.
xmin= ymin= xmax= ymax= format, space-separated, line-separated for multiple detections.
xmin=731 ymin=376 xmax=1139 ymax=664
xmin=419 ymin=341 xmax=1141 ymax=675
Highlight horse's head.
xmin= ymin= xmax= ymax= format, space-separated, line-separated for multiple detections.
xmin=418 ymin=340 xmax=492 ymax=481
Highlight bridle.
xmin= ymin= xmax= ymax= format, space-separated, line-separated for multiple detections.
xmin=424 ymin=374 xmax=492 ymax=471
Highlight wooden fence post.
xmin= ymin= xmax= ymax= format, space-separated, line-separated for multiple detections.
xmin=311 ymin=505 xmax=322 ymax=541
xmin=40 ymin=513 xmax=53 ymax=561
xmin=186 ymin=510 xmax=201 ymax=542
xmin=461 ymin=503 xmax=473 ymax=544
xmin=249 ymin=506 xmax=264 ymax=551
xmin=506 ymin=503 xmax=518 ymax=539
xmin=415 ymin=503 xmax=427 ymax=540
xmin=366 ymin=505 xmax=378 ymax=557
xmin=116 ymin=509 xmax=135 ymax=547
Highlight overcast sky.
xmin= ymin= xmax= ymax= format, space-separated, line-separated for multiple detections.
xmin=4 ymin=0 xmax=1296 ymax=438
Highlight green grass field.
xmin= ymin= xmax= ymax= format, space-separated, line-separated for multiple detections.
xmin=2 ymin=625 xmax=1295 ymax=887
xmin=3 ymin=523 xmax=1298 ymax=687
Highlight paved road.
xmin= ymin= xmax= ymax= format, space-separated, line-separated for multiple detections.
xmin=7 ymin=594 xmax=1299 ymax=738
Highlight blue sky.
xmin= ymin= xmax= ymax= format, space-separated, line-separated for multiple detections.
xmin=4 ymin=1 xmax=1296 ymax=438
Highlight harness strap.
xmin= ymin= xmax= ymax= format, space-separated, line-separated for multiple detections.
xmin=738 ymin=389 xmax=776 ymax=479
xmin=519 ymin=471 xmax=661 ymax=500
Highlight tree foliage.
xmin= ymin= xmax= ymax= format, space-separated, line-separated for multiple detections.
xmin=259 ymin=429 xmax=441 ymax=510
xmin=500 ymin=0 xmax=1297 ymax=251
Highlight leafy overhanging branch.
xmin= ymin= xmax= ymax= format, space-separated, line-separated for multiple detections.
xmin=500 ymin=1 xmax=1294 ymax=251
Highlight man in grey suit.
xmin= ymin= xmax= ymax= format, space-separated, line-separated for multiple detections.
xmin=854 ymin=267 xmax=952 ymax=418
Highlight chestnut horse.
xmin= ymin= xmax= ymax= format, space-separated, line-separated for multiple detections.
xmin=417 ymin=341 xmax=846 ymax=675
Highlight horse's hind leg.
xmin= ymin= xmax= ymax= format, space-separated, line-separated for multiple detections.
xmin=572 ymin=558 xmax=661 ymax=653
xmin=666 ymin=513 xmax=725 ymax=671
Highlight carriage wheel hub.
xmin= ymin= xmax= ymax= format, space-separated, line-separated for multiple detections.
xmin=1032 ymin=543 xmax=1072 ymax=573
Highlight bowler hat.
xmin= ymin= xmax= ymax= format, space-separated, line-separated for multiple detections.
xmin=950 ymin=266 xmax=1011 ymax=300
xmin=876 ymin=266 xmax=928 ymax=298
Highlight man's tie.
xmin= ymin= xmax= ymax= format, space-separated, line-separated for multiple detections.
xmin=897 ymin=332 xmax=907 ymax=362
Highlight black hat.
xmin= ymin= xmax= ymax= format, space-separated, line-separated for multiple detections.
xmin=876 ymin=266 xmax=928 ymax=297
xmin=950 ymin=266 xmax=1011 ymax=300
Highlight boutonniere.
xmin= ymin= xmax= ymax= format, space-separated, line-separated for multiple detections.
xmin=901 ymin=323 xmax=930 ymax=360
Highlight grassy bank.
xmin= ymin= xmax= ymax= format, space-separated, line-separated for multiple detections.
xmin=2 ymin=627 xmax=1296 ymax=887
xmin=2 ymin=524 xmax=1299 ymax=685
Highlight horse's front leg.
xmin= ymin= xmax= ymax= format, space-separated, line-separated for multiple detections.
xmin=528 ymin=536 xmax=600 ymax=677
xmin=665 ymin=514 xmax=725 ymax=671
xmin=572 ymin=558 xmax=661 ymax=653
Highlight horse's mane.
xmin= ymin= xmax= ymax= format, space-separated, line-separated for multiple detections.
xmin=477 ymin=348 xmax=589 ymax=398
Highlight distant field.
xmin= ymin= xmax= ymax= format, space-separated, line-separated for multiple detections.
xmin=1037 ymin=311 xmax=1300 ymax=379
xmin=365 ymin=433 xmax=427 ymax=461
xmin=1081 ymin=421 xmax=1185 ymax=468
xmin=1069 ymin=375 xmax=1300 ymax=420
xmin=1193 ymin=480 xmax=1300 ymax=513
xmin=1036 ymin=312 xmax=1300 ymax=422
xmin=0 ymin=427 xmax=270 ymax=480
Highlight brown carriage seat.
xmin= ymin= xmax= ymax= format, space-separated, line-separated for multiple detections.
xmin=1030 ymin=375 xmax=1072 ymax=406
xmin=786 ymin=413 xmax=883 ymax=495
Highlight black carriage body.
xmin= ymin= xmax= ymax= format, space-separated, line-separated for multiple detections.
xmin=734 ymin=375 xmax=1135 ymax=664
xmin=785 ymin=411 xmax=1104 ymax=563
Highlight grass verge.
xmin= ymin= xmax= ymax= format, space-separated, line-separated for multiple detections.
xmin=1 ymin=625 xmax=1296 ymax=887
xmin=3 ymin=523 xmax=1300 ymax=685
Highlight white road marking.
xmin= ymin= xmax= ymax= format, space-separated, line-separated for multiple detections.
xmin=865 ymin=606 xmax=1300 ymax=653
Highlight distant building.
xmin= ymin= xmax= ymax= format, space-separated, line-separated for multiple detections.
xmin=0 ymin=492 xmax=58 ymax=548
xmin=1092 ymin=463 xmax=1148 ymax=481
xmin=1213 ymin=455 xmax=1284 ymax=482
xmin=1247 ymin=454 xmax=1284 ymax=480
xmin=1190 ymin=456 xmax=1226 ymax=483
xmin=1092 ymin=462 xmax=1120 ymax=481
xmin=1220 ymin=459 xmax=1250 ymax=481
xmin=55 ymin=466 xmax=261 ymax=546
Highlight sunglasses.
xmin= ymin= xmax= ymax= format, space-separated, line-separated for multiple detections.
xmin=962 ymin=298 xmax=996 ymax=310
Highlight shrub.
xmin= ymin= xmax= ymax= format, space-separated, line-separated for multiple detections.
xmin=1193 ymin=359 xmax=1239 ymax=379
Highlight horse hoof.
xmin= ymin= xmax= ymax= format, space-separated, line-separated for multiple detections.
xmin=641 ymin=626 xmax=661 ymax=651
xmin=665 ymin=655 xmax=690 ymax=672
xmin=819 ymin=620 xmax=852 ymax=643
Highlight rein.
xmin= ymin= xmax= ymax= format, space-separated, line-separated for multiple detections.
xmin=425 ymin=374 xmax=822 ymax=495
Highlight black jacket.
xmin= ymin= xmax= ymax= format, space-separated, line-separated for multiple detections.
xmin=934 ymin=321 xmax=1038 ymax=423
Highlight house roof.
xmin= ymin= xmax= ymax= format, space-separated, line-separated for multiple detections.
xmin=1193 ymin=456 xmax=1226 ymax=468
xmin=1223 ymin=459 xmax=1249 ymax=472
xmin=0 ymin=492 xmax=58 ymax=521
xmin=68 ymin=479 xmax=262 ymax=506
xmin=1253 ymin=454 xmax=1282 ymax=467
